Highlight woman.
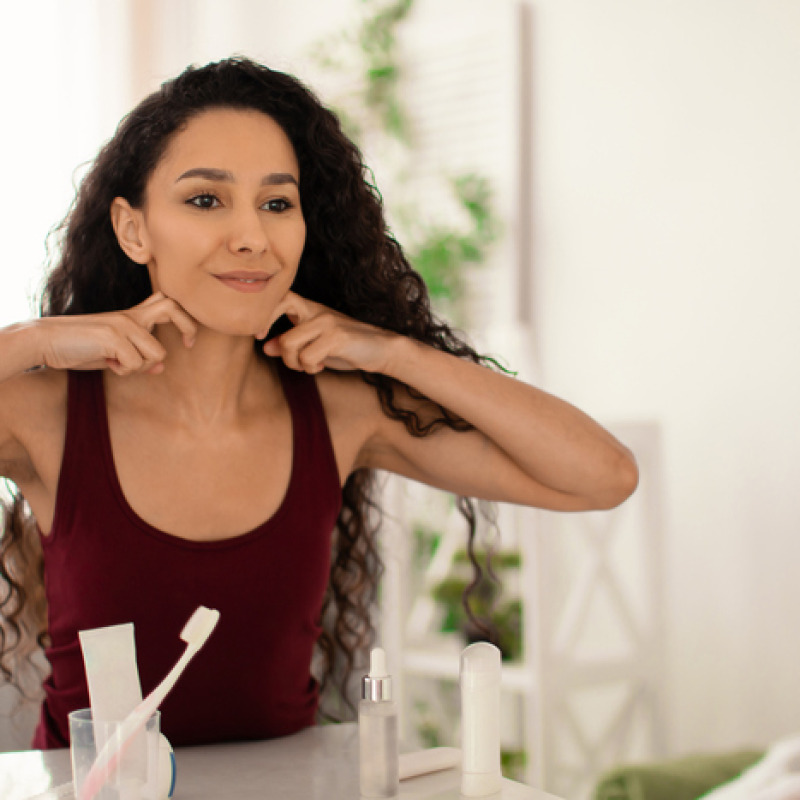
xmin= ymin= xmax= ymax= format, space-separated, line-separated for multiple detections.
xmin=0 ymin=57 xmax=637 ymax=748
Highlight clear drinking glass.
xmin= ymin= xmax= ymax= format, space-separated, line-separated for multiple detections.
xmin=68 ymin=708 xmax=160 ymax=800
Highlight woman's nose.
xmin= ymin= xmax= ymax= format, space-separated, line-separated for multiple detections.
xmin=227 ymin=207 xmax=269 ymax=255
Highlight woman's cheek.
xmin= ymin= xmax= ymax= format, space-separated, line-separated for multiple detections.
xmin=145 ymin=258 xmax=194 ymax=304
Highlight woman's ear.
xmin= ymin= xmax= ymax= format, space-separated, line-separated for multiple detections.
xmin=110 ymin=197 xmax=151 ymax=264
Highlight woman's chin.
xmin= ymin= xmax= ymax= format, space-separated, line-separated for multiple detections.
xmin=188 ymin=312 xmax=264 ymax=340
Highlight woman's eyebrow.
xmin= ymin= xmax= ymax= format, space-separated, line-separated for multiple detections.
xmin=176 ymin=167 xmax=232 ymax=182
xmin=262 ymin=172 xmax=298 ymax=186
xmin=175 ymin=167 xmax=298 ymax=186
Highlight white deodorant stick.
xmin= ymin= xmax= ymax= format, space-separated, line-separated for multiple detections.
xmin=460 ymin=641 xmax=503 ymax=797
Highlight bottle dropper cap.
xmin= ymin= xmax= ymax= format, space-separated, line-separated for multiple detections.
xmin=362 ymin=647 xmax=393 ymax=701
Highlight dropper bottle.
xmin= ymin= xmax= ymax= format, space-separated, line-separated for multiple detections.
xmin=359 ymin=647 xmax=399 ymax=798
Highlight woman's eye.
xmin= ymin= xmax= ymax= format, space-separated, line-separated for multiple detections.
xmin=187 ymin=193 xmax=220 ymax=209
xmin=263 ymin=198 xmax=292 ymax=212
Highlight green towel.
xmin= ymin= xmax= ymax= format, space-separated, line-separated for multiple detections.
xmin=594 ymin=749 xmax=764 ymax=800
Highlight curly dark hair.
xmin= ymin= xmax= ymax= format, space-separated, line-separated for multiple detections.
xmin=0 ymin=56 xmax=494 ymax=720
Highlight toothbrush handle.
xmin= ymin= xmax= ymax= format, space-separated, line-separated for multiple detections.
xmin=135 ymin=646 xmax=195 ymax=720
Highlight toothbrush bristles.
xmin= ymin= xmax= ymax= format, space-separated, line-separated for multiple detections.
xmin=181 ymin=605 xmax=220 ymax=645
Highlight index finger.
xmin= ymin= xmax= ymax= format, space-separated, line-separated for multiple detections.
xmin=137 ymin=296 xmax=198 ymax=347
xmin=256 ymin=291 xmax=314 ymax=339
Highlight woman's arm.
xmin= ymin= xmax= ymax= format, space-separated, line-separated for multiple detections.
xmin=0 ymin=293 xmax=196 ymax=382
xmin=361 ymin=337 xmax=637 ymax=510
xmin=263 ymin=292 xmax=638 ymax=512
xmin=0 ymin=322 xmax=52 ymax=383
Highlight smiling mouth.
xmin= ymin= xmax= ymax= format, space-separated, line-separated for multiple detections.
xmin=214 ymin=272 xmax=273 ymax=293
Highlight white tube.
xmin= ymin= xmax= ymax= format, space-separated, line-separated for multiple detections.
xmin=79 ymin=623 xmax=146 ymax=791
xmin=460 ymin=642 xmax=503 ymax=797
xmin=79 ymin=623 xmax=144 ymax=735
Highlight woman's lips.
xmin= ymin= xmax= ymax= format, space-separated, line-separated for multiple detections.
xmin=214 ymin=271 xmax=273 ymax=293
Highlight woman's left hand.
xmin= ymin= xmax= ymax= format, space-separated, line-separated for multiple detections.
xmin=259 ymin=291 xmax=398 ymax=375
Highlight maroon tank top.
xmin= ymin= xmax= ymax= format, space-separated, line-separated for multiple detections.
xmin=33 ymin=365 xmax=342 ymax=749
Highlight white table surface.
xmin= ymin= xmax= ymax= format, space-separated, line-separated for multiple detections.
xmin=2 ymin=722 xmax=565 ymax=800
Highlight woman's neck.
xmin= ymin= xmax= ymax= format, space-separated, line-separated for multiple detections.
xmin=120 ymin=325 xmax=277 ymax=427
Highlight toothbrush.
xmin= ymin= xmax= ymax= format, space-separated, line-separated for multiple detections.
xmin=78 ymin=605 xmax=220 ymax=800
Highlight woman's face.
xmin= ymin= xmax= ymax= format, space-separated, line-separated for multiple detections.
xmin=128 ymin=107 xmax=306 ymax=337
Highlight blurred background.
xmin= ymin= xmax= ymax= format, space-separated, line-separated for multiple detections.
xmin=1 ymin=1 xmax=799 ymax=797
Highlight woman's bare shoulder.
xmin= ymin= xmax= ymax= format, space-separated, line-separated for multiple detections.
xmin=0 ymin=368 xmax=68 ymax=481
xmin=315 ymin=369 xmax=381 ymax=419
xmin=313 ymin=369 xmax=444 ymax=480
xmin=313 ymin=370 xmax=384 ymax=480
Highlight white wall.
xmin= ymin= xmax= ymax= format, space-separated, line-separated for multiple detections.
xmin=526 ymin=0 xmax=800 ymax=754
xmin=0 ymin=1 xmax=136 ymax=326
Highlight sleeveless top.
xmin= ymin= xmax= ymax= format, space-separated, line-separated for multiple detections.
xmin=32 ymin=365 xmax=342 ymax=749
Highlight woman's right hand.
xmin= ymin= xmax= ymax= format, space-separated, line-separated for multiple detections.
xmin=35 ymin=292 xmax=197 ymax=375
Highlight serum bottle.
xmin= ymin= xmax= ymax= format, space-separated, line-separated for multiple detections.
xmin=359 ymin=647 xmax=399 ymax=798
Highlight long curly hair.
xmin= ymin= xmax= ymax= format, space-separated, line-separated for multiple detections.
xmin=0 ymin=56 xmax=494 ymax=718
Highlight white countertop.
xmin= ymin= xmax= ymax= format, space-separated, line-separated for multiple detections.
xmin=2 ymin=722 xmax=565 ymax=800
